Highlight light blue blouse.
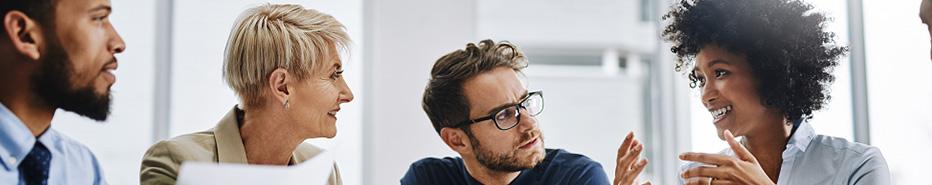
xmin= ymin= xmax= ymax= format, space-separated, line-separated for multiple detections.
xmin=679 ymin=121 xmax=890 ymax=185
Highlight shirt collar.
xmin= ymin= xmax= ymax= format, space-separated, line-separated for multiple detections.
xmin=0 ymin=103 xmax=38 ymax=170
xmin=784 ymin=119 xmax=815 ymax=155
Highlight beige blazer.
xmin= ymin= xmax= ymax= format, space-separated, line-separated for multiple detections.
xmin=139 ymin=106 xmax=342 ymax=185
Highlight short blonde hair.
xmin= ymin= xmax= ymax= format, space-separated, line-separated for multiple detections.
xmin=223 ymin=4 xmax=350 ymax=108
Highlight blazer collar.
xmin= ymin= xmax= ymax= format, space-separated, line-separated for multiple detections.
xmin=212 ymin=105 xmax=300 ymax=164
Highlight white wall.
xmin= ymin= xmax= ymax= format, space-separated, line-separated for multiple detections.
xmin=477 ymin=0 xmax=656 ymax=52
xmin=863 ymin=1 xmax=932 ymax=184
xmin=363 ymin=0 xmax=478 ymax=183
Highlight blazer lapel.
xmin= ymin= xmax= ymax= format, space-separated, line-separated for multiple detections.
xmin=213 ymin=106 xmax=249 ymax=163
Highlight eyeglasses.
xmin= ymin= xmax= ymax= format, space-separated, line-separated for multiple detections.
xmin=454 ymin=91 xmax=544 ymax=130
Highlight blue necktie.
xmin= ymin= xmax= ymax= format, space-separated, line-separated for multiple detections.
xmin=19 ymin=142 xmax=51 ymax=185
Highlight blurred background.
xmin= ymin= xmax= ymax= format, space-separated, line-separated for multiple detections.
xmin=47 ymin=0 xmax=931 ymax=184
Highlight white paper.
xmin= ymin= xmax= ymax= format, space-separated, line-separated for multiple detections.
xmin=176 ymin=150 xmax=333 ymax=185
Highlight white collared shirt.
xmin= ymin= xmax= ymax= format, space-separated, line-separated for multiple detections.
xmin=0 ymin=103 xmax=108 ymax=185
xmin=679 ymin=121 xmax=890 ymax=185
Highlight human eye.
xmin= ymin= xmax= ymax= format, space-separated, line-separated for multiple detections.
xmin=714 ymin=69 xmax=730 ymax=78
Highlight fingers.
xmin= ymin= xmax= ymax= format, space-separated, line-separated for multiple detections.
xmin=681 ymin=166 xmax=729 ymax=179
xmin=618 ymin=140 xmax=642 ymax=170
xmin=617 ymin=131 xmax=635 ymax=159
xmin=684 ymin=177 xmax=709 ymax=185
xmin=614 ymin=132 xmax=647 ymax=185
xmin=685 ymin=177 xmax=736 ymax=185
xmin=723 ymin=130 xmax=755 ymax=163
xmin=629 ymin=158 xmax=648 ymax=177
xmin=614 ymin=132 xmax=635 ymax=184
xmin=615 ymin=132 xmax=638 ymax=174
xmin=679 ymin=152 xmax=732 ymax=166
xmin=711 ymin=179 xmax=737 ymax=185
xmin=616 ymin=158 xmax=647 ymax=185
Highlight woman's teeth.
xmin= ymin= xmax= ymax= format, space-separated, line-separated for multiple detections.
xmin=711 ymin=105 xmax=732 ymax=119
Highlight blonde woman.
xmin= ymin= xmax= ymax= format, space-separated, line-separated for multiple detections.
xmin=140 ymin=4 xmax=353 ymax=185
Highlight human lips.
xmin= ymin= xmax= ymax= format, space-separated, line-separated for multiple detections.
xmin=327 ymin=108 xmax=340 ymax=118
xmin=518 ymin=137 xmax=539 ymax=149
xmin=101 ymin=60 xmax=118 ymax=84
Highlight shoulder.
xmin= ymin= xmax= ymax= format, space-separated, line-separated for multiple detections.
xmin=806 ymin=135 xmax=888 ymax=168
xmin=407 ymin=157 xmax=465 ymax=172
xmin=47 ymin=129 xmax=98 ymax=160
xmin=536 ymin=149 xmax=609 ymax=184
xmin=144 ymin=130 xmax=217 ymax=161
xmin=806 ymin=135 xmax=890 ymax=183
xmin=545 ymin=149 xmax=603 ymax=169
xmin=141 ymin=131 xmax=218 ymax=169
xmin=140 ymin=130 xmax=217 ymax=185
xmin=45 ymin=129 xmax=103 ymax=170
xmin=809 ymin=135 xmax=882 ymax=157
xmin=401 ymin=157 xmax=466 ymax=184
xmin=44 ymin=130 xmax=107 ymax=184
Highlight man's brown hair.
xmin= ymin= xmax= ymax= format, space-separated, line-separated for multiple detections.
xmin=422 ymin=39 xmax=528 ymax=134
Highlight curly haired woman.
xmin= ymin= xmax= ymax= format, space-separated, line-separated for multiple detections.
xmin=658 ymin=0 xmax=891 ymax=184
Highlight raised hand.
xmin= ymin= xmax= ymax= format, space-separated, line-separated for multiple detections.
xmin=679 ymin=130 xmax=774 ymax=185
xmin=614 ymin=132 xmax=650 ymax=185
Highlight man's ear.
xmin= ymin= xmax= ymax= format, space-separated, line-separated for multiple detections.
xmin=3 ymin=11 xmax=43 ymax=61
xmin=268 ymin=68 xmax=291 ymax=107
xmin=440 ymin=127 xmax=472 ymax=155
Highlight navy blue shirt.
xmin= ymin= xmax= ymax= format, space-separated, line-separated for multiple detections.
xmin=401 ymin=149 xmax=609 ymax=185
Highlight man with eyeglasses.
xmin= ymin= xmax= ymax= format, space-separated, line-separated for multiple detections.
xmin=401 ymin=40 xmax=648 ymax=185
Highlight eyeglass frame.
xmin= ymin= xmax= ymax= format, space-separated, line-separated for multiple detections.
xmin=451 ymin=90 xmax=544 ymax=130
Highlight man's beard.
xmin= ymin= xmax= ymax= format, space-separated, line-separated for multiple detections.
xmin=30 ymin=34 xmax=113 ymax=121
xmin=467 ymin=129 xmax=545 ymax=172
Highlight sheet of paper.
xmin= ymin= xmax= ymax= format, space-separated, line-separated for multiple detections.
xmin=176 ymin=150 xmax=333 ymax=185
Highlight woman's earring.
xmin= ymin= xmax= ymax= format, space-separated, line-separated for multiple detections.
xmin=283 ymin=98 xmax=290 ymax=109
